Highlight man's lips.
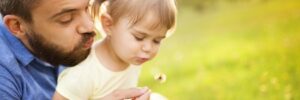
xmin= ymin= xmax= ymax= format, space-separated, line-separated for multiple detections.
xmin=84 ymin=37 xmax=94 ymax=48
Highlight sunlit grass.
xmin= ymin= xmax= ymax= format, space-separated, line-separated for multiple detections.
xmin=138 ymin=0 xmax=300 ymax=99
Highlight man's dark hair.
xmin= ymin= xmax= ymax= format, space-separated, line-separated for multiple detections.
xmin=0 ymin=0 xmax=40 ymax=22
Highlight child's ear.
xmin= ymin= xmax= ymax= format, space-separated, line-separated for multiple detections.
xmin=101 ymin=13 xmax=113 ymax=36
xmin=3 ymin=15 xmax=27 ymax=39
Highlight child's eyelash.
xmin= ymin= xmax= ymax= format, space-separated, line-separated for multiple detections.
xmin=153 ymin=40 xmax=161 ymax=44
xmin=134 ymin=36 xmax=144 ymax=41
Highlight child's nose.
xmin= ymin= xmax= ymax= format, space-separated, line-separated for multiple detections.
xmin=142 ymin=42 xmax=154 ymax=53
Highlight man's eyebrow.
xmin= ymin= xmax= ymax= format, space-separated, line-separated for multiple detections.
xmin=50 ymin=8 xmax=78 ymax=19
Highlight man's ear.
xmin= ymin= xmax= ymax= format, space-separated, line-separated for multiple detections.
xmin=3 ymin=15 xmax=27 ymax=39
xmin=100 ymin=13 xmax=113 ymax=36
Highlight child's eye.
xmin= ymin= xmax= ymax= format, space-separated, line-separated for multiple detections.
xmin=133 ymin=34 xmax=145 ymax=41
xmin=134 ymin=36 xmax=144 ymax=41
xmin=153 ymin=39 xmax=162 ymax=44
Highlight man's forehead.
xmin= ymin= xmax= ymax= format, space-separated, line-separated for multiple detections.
xmin=32 ymin=0 xmax=90 ymax=17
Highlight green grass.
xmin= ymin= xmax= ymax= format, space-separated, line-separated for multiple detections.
xmin=138 ymin=0 xmax=300 ymax=99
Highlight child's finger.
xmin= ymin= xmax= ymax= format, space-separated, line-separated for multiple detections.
xmin=135 ymin=89 xmax=151 ymax=100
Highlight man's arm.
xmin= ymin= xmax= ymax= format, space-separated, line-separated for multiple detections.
xmin=0 ymin=65 xmax=20 ymax=100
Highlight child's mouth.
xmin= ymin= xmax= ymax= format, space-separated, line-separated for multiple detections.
xmin=136 ymin=57 xmax=149 ymax=64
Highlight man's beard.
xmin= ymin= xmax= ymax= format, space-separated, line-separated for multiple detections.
xmin=25 ymin=30 xmax=95 ymax=67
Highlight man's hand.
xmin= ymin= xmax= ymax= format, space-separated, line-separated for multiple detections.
xmin=102 ymin=87 xmax=151 ymax=100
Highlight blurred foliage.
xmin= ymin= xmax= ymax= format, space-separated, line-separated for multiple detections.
xmin=138 ymin=0 xmax=300 ymax=99
xmin=177 ymin=0 xmax=279 ymax=11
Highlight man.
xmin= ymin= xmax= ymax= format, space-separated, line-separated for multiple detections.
xmin=0 ymin=0 xmax=149 ymax=99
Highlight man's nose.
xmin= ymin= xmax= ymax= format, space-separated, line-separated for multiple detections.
xmin=77 ymin=13 xmax=94 ymax=34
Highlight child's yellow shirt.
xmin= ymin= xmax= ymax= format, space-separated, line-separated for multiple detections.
xmin=56 ymin=47 xmax=141 ymax=100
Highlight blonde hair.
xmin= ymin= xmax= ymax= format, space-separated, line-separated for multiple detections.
xmin=92 ymin=0 xmax=177 ymax=36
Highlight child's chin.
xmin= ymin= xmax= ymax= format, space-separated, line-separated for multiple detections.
xmin=135 ymin=59 xmax=149 ymax=65
xmin=131 ymin=61 xmax=144 ymax=66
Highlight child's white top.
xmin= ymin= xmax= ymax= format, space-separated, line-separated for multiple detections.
xmin=56 ymin=47 xmax=141 ymax=100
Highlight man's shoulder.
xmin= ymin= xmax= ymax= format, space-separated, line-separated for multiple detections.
xmin=0 ymin=23 xmax=23 ymax=88
xmin=0 ymin=43 xmax=22 ymax=91
xmin=0 ymin=64 xmax=21 ymax=100
xmin=0 ymin=30 xmax=21 ymax=73
xmin=0 ymin=36 xmax=16 ymax=64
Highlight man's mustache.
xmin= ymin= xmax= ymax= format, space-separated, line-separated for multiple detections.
xmin=82 ymin=32 xmax=96 ymax=43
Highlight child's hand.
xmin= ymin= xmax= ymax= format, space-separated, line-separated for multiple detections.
xmin=101 ymin=87 xmax=149 ymax=100
xmin=134 ymin=88 xmax=151 ymax=100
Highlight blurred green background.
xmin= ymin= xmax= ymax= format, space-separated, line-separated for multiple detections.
xmin=138 ymin=0 xmax=300 ymax=99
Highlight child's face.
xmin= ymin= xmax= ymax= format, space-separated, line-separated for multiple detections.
xmin=108 ymin=13 xmax=168 ymax=65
